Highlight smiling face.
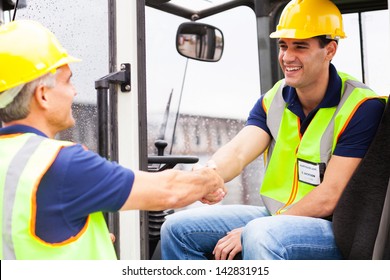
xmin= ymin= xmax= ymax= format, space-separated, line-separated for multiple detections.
xmin=278 ymin=37 xmax=337 ymax=94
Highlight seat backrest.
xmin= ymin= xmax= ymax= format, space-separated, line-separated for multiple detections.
xmin=372 ymin=177 xmax=390 ymax=259
xmin=333 ymin=96 xmax=390 ymax=260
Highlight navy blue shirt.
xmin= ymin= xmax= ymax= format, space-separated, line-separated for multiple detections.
xmin=247 ymin=64 xmax=385 ymax=158
xmin=0 ymin=125 xmax=134 ymax=243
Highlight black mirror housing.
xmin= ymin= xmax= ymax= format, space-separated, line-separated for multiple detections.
xmin=1 ymin=0 xmax=27 ymax=11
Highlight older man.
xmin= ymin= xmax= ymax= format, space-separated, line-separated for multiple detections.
xmin=0 ymin=20 xmax=225 ymax=260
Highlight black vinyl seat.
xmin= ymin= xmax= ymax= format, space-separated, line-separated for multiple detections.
xmin=333 ymin=96 xmax=390 ymax=259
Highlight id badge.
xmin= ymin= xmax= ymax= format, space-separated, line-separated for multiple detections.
xmin=297 ymin=159 xmax=326 ymax=186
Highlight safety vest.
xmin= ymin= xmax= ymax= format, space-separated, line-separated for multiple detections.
xmin=0 ymin=133 xmax=117 ymax=259
xmin=260 ymin=73 xmax=385 ymax=215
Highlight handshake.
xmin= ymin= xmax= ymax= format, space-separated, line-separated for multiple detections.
xmin=125 ymin=159 xmax=226 ymax=211
xmin=191 ymin=160 xmax=227 ymax=205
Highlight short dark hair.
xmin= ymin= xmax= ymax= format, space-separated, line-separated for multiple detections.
xmin=316 ymin=35 xmax=338 ymax=48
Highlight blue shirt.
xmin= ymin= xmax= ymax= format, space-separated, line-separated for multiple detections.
xmin=0 ymin=125 xmax=134 ymax=243
xmin=247 ymin=64 xmax=385 ymax=158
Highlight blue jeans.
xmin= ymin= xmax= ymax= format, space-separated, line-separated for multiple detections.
xmin=161 ymin=204 xmax=342 ymax=260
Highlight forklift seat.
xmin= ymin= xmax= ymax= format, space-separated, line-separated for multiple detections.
xmin=333 ymin=96 xmax=390 ymax=259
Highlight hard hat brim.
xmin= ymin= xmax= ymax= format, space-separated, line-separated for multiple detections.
xmin=270 ymin=29 xmax=346 ymax=39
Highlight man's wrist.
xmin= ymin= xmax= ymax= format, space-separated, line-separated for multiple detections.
xmin=206 ymin=159 xmax=217 ymax=169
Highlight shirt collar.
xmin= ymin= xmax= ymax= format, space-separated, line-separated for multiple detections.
xmin=0 ymin=124 xmax=48 ymax=137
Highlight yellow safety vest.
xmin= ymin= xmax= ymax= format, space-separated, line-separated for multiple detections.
xmin=260 ymin=73 xmax=385 ymax=215
xmin=0 ymin=133 xmax=117 ymax=259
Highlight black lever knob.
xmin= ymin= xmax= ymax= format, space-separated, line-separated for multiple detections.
xmin=155 ymin=139 xmax=168 ymax=156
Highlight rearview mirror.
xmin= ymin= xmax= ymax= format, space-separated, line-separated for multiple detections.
xmin=176 ymin=22 xmax=224 ymax=62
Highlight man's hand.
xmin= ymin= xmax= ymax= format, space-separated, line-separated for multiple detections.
xmin=109 ymin=233 xmax=116 ymax=243
xmin=213 ymin=227 xmax=243 ymax=260
xmin=200 ymin=188 xmax=226 ymax=204
xmin=193 ymin=160 xmax=227 ymax=204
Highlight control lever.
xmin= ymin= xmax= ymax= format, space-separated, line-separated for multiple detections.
xmin=146 ymin=139 xmax=199 ymax=259
xmin=148 ymin=140 xmax=198 ymax=172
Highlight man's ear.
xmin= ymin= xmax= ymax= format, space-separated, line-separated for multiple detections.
xmin=33 ymin=84 xmax=50 ymax=109
xmin=326 ymin=41 xmax=338 ymax=61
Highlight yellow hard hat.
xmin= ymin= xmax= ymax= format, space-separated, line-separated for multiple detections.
xmin=270 ymin=0 xmax=346 ymax=40
xmin=0 ymin=20 xmax=80 ymax=93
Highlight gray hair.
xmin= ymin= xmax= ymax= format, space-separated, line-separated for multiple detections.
xmin=0 ymin=72 xmax=57 ymax=123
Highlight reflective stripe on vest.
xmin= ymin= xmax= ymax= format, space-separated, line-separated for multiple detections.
xmin=2 ymin=135 xmax=44 ymax=259
xmin=0 ymin=133 xmax=117 ymax=259
xmin=260 ymin=73 xmax=384 ymax=215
